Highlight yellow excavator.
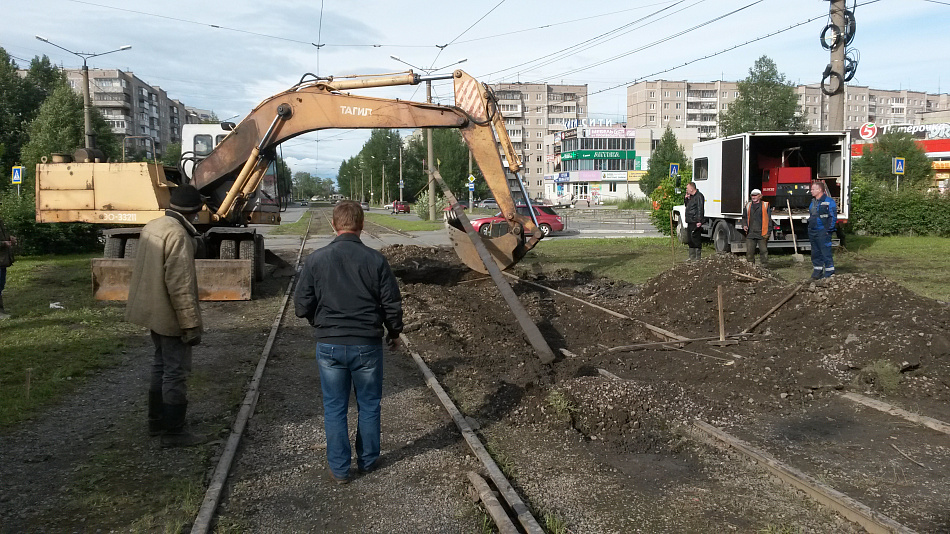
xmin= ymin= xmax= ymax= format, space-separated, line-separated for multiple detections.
xmin=34 ymin=69 xmax=545 ymax=300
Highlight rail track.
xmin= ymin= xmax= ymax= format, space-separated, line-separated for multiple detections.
xmin=191 ymin=211 xmax=948 ymax=532
xmin=191 ymin=210 xmax=540 ymax=533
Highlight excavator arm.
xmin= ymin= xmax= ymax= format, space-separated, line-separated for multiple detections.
xmin=192 ymin=70 xmax=542 ymax=272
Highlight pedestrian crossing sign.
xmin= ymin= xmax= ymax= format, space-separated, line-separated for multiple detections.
xmin=11 ymin=165 xmax=24 ymax=184
xmin=892 ymin=157 xmax=905 ymax=175
xmin=669 ymin=163 xmax=680 ymax=177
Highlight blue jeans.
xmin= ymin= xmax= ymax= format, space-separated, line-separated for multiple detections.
xmin=316 ymin=342 xmax=384 ymax=478
xmin=809 ymin=230 xmax=834 ymax=278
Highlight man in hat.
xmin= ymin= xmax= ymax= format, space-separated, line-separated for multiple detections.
xmin=126 ymin=184 xmax=205 ymax=447
xmin=0 ymin=210 xmax=17 ymax=320
xmin=741 ymin=188 xmax=772 ymax=267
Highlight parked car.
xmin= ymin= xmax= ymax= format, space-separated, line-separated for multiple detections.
xmin=299 ymin=201 xmax=308 ymax=206
xmin=470 ymin=205 xmax=563 ymax=237
xmin=383 ymin=202 xmax=394 ymax=211
xmin=360 ymin=201 xmax=370 ymax=211
xmin=441 ymin=201 xmax=469 ymax=212
xmin=392 ymin=201 xmax=410 ymax=214
xmin=476 ymin=198 xmax=498 ymax=209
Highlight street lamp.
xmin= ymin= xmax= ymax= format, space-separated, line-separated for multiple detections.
xmin=36 ymin=35 xmax=131 ymax=150
xmin=390 ymin=55 xmax=467 ymax=220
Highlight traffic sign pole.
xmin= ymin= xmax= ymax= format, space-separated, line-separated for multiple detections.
xmin=892 ymin=157 xmax=905 ymax=192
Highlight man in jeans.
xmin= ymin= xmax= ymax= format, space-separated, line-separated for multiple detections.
xmin=294 ymin=201 xmax=403 ymax=484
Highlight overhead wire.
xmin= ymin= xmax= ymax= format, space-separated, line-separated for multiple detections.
xmin=531 ymin=0 xmax=767 ymax=84
xmin=478 ymin=0 xmax=692 ymax=81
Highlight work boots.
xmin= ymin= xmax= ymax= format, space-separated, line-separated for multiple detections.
xmin=161 ymin=402 xmax=206 ymax=448
xmin=0 ymin=294 xmax=9 ymax=320
xmin=148 ymin=390 xmax=164 ymax=436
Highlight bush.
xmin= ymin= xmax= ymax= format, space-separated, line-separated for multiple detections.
xmin=648 ymin=170 xmax=691 ymax=235
xmin=849 ymin=174 xmax=950 ymax=236
xmin=602 ymin=195 xmax=652 ymax=210
xmin=0 ymin=191 xmax=101 ymax=255
xmin=412 ymin=188 xmax=444 ymax=222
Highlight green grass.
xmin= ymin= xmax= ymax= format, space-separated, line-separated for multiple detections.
xmin=546 ymin=389 xmax=577 ymax=418
xmin=522 ymin=237 xmax=687 ymax=284
xmin=521 ymin=235 xmax=950 ymax=302
xmin=364 ymin=212 xmax=444 ymax=232
xmin=268 ymin=210 xmax=313 ymax=235
xmin=0 ymin=254 xmax=139 ymax=427
xmin=855 ymin=359 xmax=901 ymax=394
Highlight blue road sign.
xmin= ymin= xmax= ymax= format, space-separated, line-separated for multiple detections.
xmin=892 ymin=157 xmax=905 ymax=175
xmin=11 ymin=165 xmax=24 ymax=184
xmin=467 ymin=182 xmax=475 ymax=191
xmin=669 ymin=163 xmax=680 ymax=176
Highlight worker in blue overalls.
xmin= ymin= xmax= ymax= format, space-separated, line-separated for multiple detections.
xmin=807 ymin=181 xmax=837 ymax=279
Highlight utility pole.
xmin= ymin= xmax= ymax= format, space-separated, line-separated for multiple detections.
xmin=399 ymin=143 xmax=404 ymax=202
xmin=35 ymin=36 xmax=131 ymax=150
xmin=390 ymin=55 xmax=467 ymax=219
xmin=426 ymin=81 xmax=436 ymax=220
xmin=828 ymin=0 xmax=846 ymax=131
xmin=468 ymin=149 xmax=473 ymax=210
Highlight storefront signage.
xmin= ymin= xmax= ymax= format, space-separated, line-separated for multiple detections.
xmin=856 ymin=122 xmax=950 ymax=140
xmin=545 ymin=154 xmax=556 ymax=162
xmin=554 ymin=172 xmax=570 ymax=183
xmin=560 ymin=150 xmax=636 ymax=161
xmin=564 ymin=118 xmax=615 ymax=129
xmin=627 ymin=170 xmax=647 ymax=182
xmin=600 ymin=171 xmax=627 ymax=181
xmin=584 ymin=128 xmax=637 ymax=139
xmin=561 ymin=129 xmax=577 ymax=141
xmin=577 ymin=170 xmax=600 ymax=182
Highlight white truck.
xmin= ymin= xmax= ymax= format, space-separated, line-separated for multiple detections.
xmin=672 ymin=131 xmax=851 ymax=253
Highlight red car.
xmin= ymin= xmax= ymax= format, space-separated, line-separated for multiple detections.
xmin=470 ymin=205 xmax=563 ymax=237
xmin=391 ymin=201 xmax=410 ymax=214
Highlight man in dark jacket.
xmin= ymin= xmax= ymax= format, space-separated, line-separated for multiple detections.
xmin=294 ymin=200 xmax=403 ymax=484
xmin=741 ymin=188 xmax=772 ymax=267
xmin=684 ymin=182 xmax=705 ymax=262
xmin=808 ymin=181 xmax=837 ymax=279
xmin=126 ymin=185 xmax=204 ymax=447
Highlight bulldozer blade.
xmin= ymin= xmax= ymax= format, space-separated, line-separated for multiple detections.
xmin=92 ymin=258 xmax=253 ymax=301
xmin=446 ymin=223 xmax=526 ymax=274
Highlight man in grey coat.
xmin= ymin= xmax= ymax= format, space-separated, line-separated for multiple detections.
xmin=126 ymin=185 xmax=204 ymax=447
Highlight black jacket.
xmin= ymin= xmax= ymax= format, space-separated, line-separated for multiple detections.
xmin=685 ymin=190 xmax=705 ymax=224
xmin=294 ymin=233 xmax=403 ymax=344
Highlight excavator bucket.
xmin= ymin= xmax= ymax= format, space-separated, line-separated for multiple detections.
xmin=92 ymin=259 xmax=253 ymax=301
xmin=445 ymin=223 xmax=526 ymax=274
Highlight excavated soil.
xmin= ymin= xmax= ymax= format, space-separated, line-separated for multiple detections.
xmin=382 ymin=243 xmax=950 ymax=532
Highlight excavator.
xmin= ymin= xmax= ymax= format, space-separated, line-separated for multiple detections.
xmin=34 ymin=69 xmax=545 ymax=300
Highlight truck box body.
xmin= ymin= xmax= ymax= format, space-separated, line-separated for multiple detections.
xmin=672 ymin=131 xmax=850 ymax=253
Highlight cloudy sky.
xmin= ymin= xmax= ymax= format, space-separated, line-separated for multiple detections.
xmin=4 ymin=0 xmax=948 ymax=181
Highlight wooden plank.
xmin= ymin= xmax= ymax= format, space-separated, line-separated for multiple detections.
xmin=402 ymin=336 xmax=544 ymax=534
xmin=693 ymin=421 xmax=916 ymax=534
xmin=468 ymin=472 xmax=520 ymax=534
xmin=503 ymin=273 xmax=689 ymax=342
xmin=840 ymin=392 xmax=950 ymax=437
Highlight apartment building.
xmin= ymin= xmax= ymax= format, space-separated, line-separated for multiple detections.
xmin=65 ymin=69 xmax=190 ymax=159
xmin=489 ymin=81 xmax=588 ymax=199
xmin=627 ymin=79 xmax=950 ymax=139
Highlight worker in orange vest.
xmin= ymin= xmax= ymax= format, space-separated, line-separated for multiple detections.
xmin=741 ymin=189 xmax=772 ymax=267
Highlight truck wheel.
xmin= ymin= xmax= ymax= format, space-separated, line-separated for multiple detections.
xmin=123 ymin=237 xmax=138 ymax=259
xmin=104 ymin=237 xmax=123 ymax=258
xmin=676 ymin=219 xmax=689 ymax=244
xmin=239 ymin=238 xmax=265 ymax=282
xmin=254 ymin=234 xmax=266 ymax=282
xmin=220 ymin=239 xmax=238 ymax=259
xmin=712 ymin=221 xmax=731 ymax=254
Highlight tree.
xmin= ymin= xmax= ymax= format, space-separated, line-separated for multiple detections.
xmin=719 ymin=55 xmax=807 ymax=136
xmin=640 ymin=126 xmax=689 ymax=197
xmin=161 ymin=142 xmax=182 ymax=167
xmin=21 ymin=84 xmax=120 ymax=188
xmin=853 ymin=131 xmax=934 ymax=191
xmin=401 ymin=129 xmax=486 ymax=202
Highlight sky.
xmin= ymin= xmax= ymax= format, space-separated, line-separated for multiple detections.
xmin=4 ymin=0 xmax=949 ymax=182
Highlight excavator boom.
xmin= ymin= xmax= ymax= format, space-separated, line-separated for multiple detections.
xmin=195 ymin=69 xmax=541 ymax=272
